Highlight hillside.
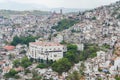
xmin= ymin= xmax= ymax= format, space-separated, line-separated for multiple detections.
xmin=53 ymin=1 xmax=120 ymax=44
xmin=0 ymin=10 xmax=51 ymax=17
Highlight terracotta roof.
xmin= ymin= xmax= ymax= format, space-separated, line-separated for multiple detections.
xmin=0 ymin=61 xmax=4 ymax=65
xmin=3 ymin=45 xmax=15 ymax=51
xmin=14 ymin=67 xmax=24 ymax=71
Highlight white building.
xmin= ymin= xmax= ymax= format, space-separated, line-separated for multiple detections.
xmin=27 ymin=41 xmax=64 ymax=61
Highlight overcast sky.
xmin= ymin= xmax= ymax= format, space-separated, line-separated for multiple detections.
xmin=0 ymin=0 xmax=119 ymax=10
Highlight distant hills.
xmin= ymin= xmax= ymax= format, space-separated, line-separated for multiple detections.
xmin=0 ymin=8 xmax=87 ymax=17
xmin=0 ymin=1 xmax=87 ymax=14
xmin=0 ymin=10 xmax=51 ymax=17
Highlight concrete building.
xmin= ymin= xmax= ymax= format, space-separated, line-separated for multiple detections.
xmin=27 ymin=41 xmax=64 ymax=61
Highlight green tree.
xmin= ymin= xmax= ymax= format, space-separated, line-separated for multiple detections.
xmin=36 ymin=63 xmax=48 ymax=69
xmin=11 ymin=36 xmax=21 ymax=46
xmin=65 ymin=52 xmax=79 ymax=64
xmin=4 ymin=69 xmax=18 ymax=78
xmin=67 ymin=44 xmax=77 ymax=53
xmin=9 ymin=69 xmax=18 ymax=76
xmin=79 ymin=43 xmax=99 ymax=61
xmin=79 ymin=62 xmax=85 ymax=75
xmin=117 ymin=14 xmax=120 ymax=19
xmin=67 ymin=71 xmax=81 ymax=80
xmin=52 ymin=58 xmax=72 ymax=74
xmin=13 ymin=59 xmax=20 ymax=67
xmin=21 ymin=57 xmax=32 ymax=68
xmin=92 ymin=16 xmax=96 ymax=20
xmin=115 ymin=75 xmax=120 ymax=80
xmin=24 ymin=69 xmax=31 ymax=75
xmin=11 ymin=35 xmax=39 ymax=46
xmin=52 ymin=19 xmax=79 ymax=31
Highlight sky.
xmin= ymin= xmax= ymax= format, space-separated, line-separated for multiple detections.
xmin=0 ymin=0 xmax=119 ymax=10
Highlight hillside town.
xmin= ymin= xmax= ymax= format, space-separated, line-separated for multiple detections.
xmin=0 ymin=1 xmax=120 ymax=80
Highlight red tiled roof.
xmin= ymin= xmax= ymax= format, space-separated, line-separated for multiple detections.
xmin=14 ymin=67 xmax=24 ymax=71
xmin=0 ymin=61 xmax=4 ymax=65
xmin=3 ymin=45 xmax=15 ymax=51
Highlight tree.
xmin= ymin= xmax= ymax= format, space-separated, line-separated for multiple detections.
xmin=65 ymin=52 xmax=76 ymax=63
xmin=117 ymin=14 xmax=120 ymax=19
xmin=79 ymin=62 xmax=85 ymax=75
xmin=115 ymin=75 xmax=120 ymax=80
xmin=65 ymin=52 xmax=79 ymax=64
xmin=66 ymin=71 xmax=81 ymax=80
xmin=92 ymin=16 xmax=96 ymax=20
xmin=9 ymin=69 xmax=18 ymax=76
xmin=24 ymin=69 xmax=31 ymax=75
xmin=52 ymin=58 xmax=72 ymax=74
xmin=79 ymin=43 xmax=99 ymax=61
xmin=52 ymin=19 xmax=79 ymax=31
xmin=4 ymin=69 xmax=18 ymax=78
xmin=13 ymin=59 xmax=20 ymax=67
xmin=21 ymin=57 xmax=32 ymax=68
xmin=36 ymin=63 xmax=48 ymax=69
xmin=11 ymin=35 xmax=39 ymax=46
xmin=67 ymin=44 xmax=77 ymax=53
xmin=11 ymin=36 xmax=22 ymax=46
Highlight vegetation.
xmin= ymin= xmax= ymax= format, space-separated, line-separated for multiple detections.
xmin=65 ymin=52 xmax=79 ymax=65
xmin=79 ymin=62 xmax=85 ymax=75
xmin=115 ymin=75 xmax=120 ymax=80
xmin=98 ymin=68 xmax=102 ymax=72
xmin=52 ymin=43 xmax=99 ymax=74
xmin=65 ymin=44 xmax=79 ymax=64
xmin=11 ymin=35 xmax=39 ymax=46
xmin=92 ymin=16 xmax=96 ymax=20
xmin=79 ymin=43 xmax=99 ymax=61
xmin=31 ymin=70 xmax=42 ymax=80
xmin=36 ymin=63 xmax=48 ymax=69
xmin=13 ymin=59 xmax=21 ymax=67
xmin=67 ymin=62 xmax=85 ymax=80
xmin=60 ymin=40 xmax=67 ymax=44
xmin=4 ymin=69 xmax=19 ymax=78
xmin=13 ymin=57 xmax=32 ymax=68
xmin=97 ymin=78 xmax=102 ymax=80
xmin=66 ymin=71 xmax=81 ymax=80
xmin=52 ymin=58 xmax=72 ymax=74
xmin=52 ymin=19 xmax=79 ymax=31
xmin=21 ymin=57 xmax=32 ymax=68
xmin=19 ymin=50 xmax=26 ymax=54
xmin=67 ymin=44 xmax=77 ymax=53
xmin=71 ymin=29 xmax=81 ymax=33
xmin=24 ymin=69 xmax=31 ymax=75
xmin=117 ymin=14 xmax=120 ymax=19
xmin=0 ymin=10 xmax=50 ymax=17
xmin=102 ymin=44 xmax=110 ymax=49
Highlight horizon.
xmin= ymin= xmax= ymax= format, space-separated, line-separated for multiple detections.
xmin=0 ymin=0 xmax=119 ymax=11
